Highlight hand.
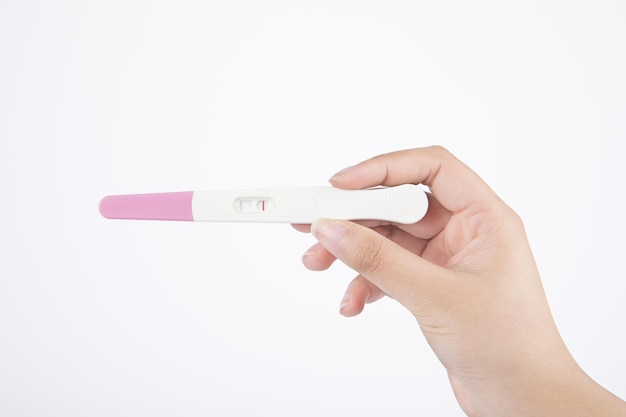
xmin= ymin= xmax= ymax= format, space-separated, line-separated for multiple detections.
xmin=293 ymin=146 xmax=626 ymax=416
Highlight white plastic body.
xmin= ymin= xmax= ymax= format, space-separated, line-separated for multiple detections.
xmin=191 ymin=184 xmax=428 ymax=224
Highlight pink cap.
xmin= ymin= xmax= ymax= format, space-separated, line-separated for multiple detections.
xmin=99 ymin=191 xmax=194 ymax=221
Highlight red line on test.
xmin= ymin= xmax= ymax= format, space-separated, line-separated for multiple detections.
xmin=262 ymin=200 xmax=265 ymax=211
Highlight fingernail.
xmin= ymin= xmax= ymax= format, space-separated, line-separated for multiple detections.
xmin=310 ymin=218 xmax=346 ymax=253
xmin=302 ymin=245 xmax=321 ymax=260
xmin=302 ymin=249 xmax=316 ymax=261
xmin=339 ymin=292 xmax=351 ymax=312
xmin=329 ymin=165 xmax=355 ymax=182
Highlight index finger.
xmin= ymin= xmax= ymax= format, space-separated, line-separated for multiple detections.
xmin=329 ymin=146 xmax=501 ymax=213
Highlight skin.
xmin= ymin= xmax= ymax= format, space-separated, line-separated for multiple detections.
xmin=292 ymin=146 xmax=626 ymax=417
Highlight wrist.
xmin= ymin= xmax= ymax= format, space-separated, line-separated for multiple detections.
xmin=478 ymin=360 xmax=626 ymax=417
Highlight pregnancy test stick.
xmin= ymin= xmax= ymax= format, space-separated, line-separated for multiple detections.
xmin=98 ymin=184 xmax=428 ymax=224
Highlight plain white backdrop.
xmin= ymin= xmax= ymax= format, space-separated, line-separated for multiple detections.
xmin=1 ymin=1 xmax=625 ymax=415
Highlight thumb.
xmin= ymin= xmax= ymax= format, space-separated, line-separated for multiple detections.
xmin=310 ymin=218 xmax=451 ymax=312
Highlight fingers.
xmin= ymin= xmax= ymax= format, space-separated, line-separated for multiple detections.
xmin=295 ymin=147 xmax=491 ymax=317
xmin=302 ymin=242 xmax=336 ymax=271
xmin=311 ymin=218 xmax=451 ymax=311
xmin=301 ymin=223 xmax=430 ymax=272
xmin=330 ymin=146 xmax=500 ymax=213
xmin=339 ymin=275 xmax=385 ymax=317
xmin=291 ymin=223 xmax=311 ymax=233
xmin=300 ymin=240 xmax=388 ymax=317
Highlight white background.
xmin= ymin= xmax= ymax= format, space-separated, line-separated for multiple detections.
xmin=1 ymin=1 xmax=625 ymax=415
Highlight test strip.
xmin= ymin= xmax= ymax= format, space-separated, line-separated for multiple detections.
xmin=99 ymin=185 xmax=429 ymax=224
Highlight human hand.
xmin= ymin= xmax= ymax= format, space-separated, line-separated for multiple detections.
xmin=293 ymin=147 xmax=625 ymax=416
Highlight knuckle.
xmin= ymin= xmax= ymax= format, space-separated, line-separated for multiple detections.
xmin=353 ymin=237 xmax=388 ymax=278
xmin=503 ymin=206 xmax=526 ymax=233
xmin=482 ymin=204 xmax=526 ymax=237
xmin=428 ymin=144 xmax=451 ymax=157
